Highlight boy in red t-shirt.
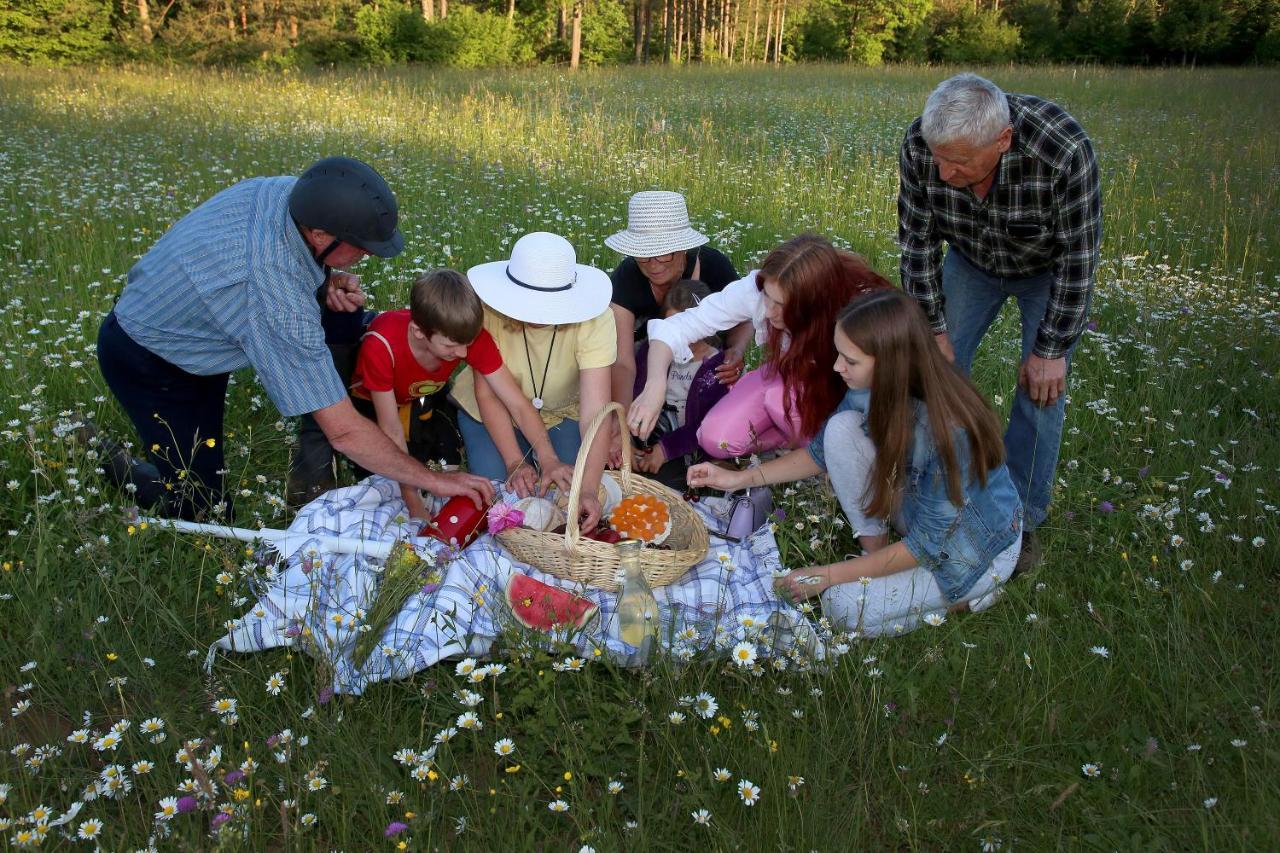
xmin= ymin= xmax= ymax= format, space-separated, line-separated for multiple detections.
xmin=349 ymin=269 xmax=574 ymax=519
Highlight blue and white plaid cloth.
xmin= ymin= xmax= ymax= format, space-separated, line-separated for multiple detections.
xmin=211 ymin=477 xmax=822 ymax=695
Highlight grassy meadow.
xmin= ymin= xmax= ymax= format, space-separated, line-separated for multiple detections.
xmin=0 ymin=63 xmax=1277 ymax=849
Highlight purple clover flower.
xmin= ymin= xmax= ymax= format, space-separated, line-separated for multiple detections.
xmin=385 ymin=821 xmax=409 ymax=837
xmin=176 ymin=796 xmax=198 ymax=814
xmin=1099 ymin=501 xmax=1114 ymax=513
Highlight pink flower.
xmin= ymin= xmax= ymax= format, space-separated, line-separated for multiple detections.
xmin=487 ymin=503 xmax=525 ymax=534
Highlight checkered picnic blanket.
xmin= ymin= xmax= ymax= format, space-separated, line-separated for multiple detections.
xmin=210 ymin=476 xmax=822 ymax=695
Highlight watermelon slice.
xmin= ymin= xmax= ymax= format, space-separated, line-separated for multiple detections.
xmin=506 ymin=574 xmax=598 ymax=632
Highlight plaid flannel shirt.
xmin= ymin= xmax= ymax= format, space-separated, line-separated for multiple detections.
xmin=898 ymin=94 xmax=1102 ymax=359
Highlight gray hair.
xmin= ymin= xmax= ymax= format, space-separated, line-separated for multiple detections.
xmin=921 ymin=73 xmax=1010 ymax=148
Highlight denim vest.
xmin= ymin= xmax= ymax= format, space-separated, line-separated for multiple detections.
xmin=811 ymin=389 xmax=1023 ymax=601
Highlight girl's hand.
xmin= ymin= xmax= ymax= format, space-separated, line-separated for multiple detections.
xmin=402 ymin=486 xmax=430 ymax=524
xmin=686 ymin=462 xmax=745 ymax=491
xmin=635 ymin=444 xmax=666 ymax=473
xmin=628 ymin=388 xmax=664 ymax=440
xmin=506 ymin=461 xmax=540 ymax=499
xmin=539 ymin=459 xmax=574 ymax=496
xmin=577 ymin=492 xmax=602 ymax=533
xmin=773 ymin=567 xmax=831 ymax=601
xmin=714 ymin=347 xmax=746 ymax=386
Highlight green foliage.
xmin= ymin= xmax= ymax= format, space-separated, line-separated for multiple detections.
xmin=931 ymin=5 xmax=1022 ymax=63
xmin=355 ymin=2 xmax=431 ymax=63
xmin=426 ymin=6 xmax=529 ymax=67
xmin=1159 ymin=0 xmax=1233 ymax=61
xmin=1006 ymin=0 xmax=1064 ymax=62
xmin=0 ymin=0 xmax=1275 ymax=67
xmin=580 ymin=0 xmax=632 ymax=65
xmin=0 ymin=63 xmax=1277 ymax=849
xmin=0 ymin=0 xmax=111 ymax=62
xmin=1064 ymin=0 xmax=1130 ymax=62
xmin=799 ymin=0 xmax=932 ymax=64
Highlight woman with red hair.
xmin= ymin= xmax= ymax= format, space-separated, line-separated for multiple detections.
xmin=629 ymin=234 xmax=890 ymax=457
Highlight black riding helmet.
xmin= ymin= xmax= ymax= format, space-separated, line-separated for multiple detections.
xmin=289 ymin=156 xmax=405 ymax=259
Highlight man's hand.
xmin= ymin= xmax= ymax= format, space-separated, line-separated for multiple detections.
xmin=325 ymin=272 xmax=367 ymax=313
xmin=934 ymin=331 xmax=955 ymax=363
xmin=429 ymin=470 xmax=495 ymax=510
xmin=713 ymin=346 xmax=746 ymax=386
xmin=1018 ymin=353 xmax=1067 ymax=407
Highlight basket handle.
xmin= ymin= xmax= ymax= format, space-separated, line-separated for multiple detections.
xmin=564 ymin=401 xmax=633 ymax=551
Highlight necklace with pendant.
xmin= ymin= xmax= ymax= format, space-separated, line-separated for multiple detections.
xmin=522 ymin=325 xmax=558 ymax=411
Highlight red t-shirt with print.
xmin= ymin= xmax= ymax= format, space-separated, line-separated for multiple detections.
xmin=350 ymin=310 xmax=502 ymax=405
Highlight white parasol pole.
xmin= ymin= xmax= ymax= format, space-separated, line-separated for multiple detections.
xmin=135 ymin=516 xmax=399 ymax=561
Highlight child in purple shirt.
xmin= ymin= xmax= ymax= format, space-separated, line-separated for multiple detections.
xmin=632 ymin=280 xmax=729 ymax=488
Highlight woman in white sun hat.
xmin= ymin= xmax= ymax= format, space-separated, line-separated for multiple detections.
xmin=451 ymin=232 xmax=616 ymax=529
xmin=605 ymin=192 xmax=752 ymax=415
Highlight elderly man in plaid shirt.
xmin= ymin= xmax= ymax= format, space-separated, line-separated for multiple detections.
xmin=898 ymin=73 xmax=1102 ymax=575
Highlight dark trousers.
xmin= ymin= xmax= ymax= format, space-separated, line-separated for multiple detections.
xmin=97 ymin=312 xmax=229 ymax=519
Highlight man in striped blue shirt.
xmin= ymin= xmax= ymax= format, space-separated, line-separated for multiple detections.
xmin=97 ymin=157 xmax=493 ymax=519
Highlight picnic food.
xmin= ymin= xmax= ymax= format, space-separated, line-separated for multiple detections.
xmin=608 ymin=494 xmax=672 ymax=545
xmin=513 ymin=496 xmax=566 ymax=532
xmin=505 ymin=574 xmax=598 ymax=631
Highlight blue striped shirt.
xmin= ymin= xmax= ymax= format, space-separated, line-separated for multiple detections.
xmin=114 ymin=176 xmax=347 ymax=417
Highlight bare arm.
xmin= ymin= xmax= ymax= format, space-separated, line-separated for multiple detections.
xmin=687 ymin=447 xmax=822 ymax=492
xmin=775 ymin=541 xmax=916 ymax=602
xmin=370 ymin=389 xmax=429 ymax=519
xmin=627 ymin=338 xmax=675 ymax=440
xmin=714 ymin=320 xmax=755 ymax=385
xmin=575 ymin=366 xmax=612 ymax=531
xmin=312 ymin=397 xmax=494 ymax=508
xmin=481 ymin=365 xmax=573 ymax=495
xmin=473 ymin=369 xmax=522 ymax=470
xmin=609 ymin=304 xmax=638 ymax=409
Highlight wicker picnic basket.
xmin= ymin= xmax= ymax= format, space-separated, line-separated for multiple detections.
xmin=496 ymin=402 xmax=710 ymax=591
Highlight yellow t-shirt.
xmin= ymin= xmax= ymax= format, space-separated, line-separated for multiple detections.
xmin=451 ymin=306 xmax=617 ymax=428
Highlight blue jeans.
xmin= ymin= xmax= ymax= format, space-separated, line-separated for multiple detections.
xmin=97 ymin=311 xmax=230 ymax=519
xmin=942 ymin=251 xmax=1080 ymax=532
xmin=456 ymin=409 xmax=581 ymax=481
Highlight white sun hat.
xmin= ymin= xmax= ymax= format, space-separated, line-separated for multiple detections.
xmin=467 ymin=232 xmax=611 ymax=325
xmin=604 ymin=191 xmax=709 ymax=258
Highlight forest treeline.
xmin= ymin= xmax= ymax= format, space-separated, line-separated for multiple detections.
xmin=2 ymin=0 xmax=1275 ymax=68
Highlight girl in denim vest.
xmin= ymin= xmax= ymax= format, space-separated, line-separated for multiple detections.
xmin=688 ymin=289 xmax=1023 ymax=637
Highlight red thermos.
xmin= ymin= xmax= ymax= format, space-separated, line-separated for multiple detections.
xmin=422 ymin=495 xmax=488 ymax=547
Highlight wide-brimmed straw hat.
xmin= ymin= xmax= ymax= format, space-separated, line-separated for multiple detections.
xmin=468 ymin=232 xmax=611 ymax=325
xmin=604 ymin=191 xmax=709 ymax=258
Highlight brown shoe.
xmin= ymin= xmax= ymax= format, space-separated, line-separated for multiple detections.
xmin=1012 ymin=530 xmax=1042 ymax=579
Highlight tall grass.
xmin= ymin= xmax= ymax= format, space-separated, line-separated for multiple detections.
xmin=0 ymin=64 xmax=1275 ymax=849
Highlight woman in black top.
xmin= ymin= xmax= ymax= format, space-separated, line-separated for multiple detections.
xmin=604 ymin=191 xmax=751 ymax=413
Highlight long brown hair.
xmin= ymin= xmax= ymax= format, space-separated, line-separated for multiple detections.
xmin=758 ymin=234 xmax=891 ymax=440
xmin=837 ymin=289 xmax=1006 ymax=517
